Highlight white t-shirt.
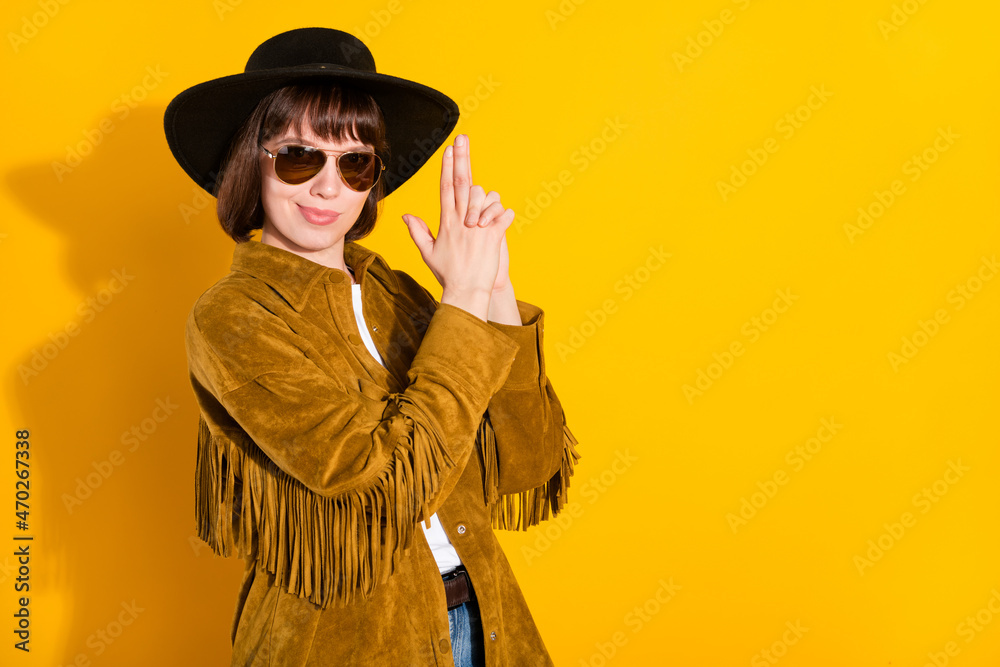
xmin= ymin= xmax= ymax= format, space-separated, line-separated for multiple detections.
xmin=350 ymin=282 xmax=462 ymax=575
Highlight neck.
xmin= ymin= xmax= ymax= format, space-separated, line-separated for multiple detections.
xmin=259 ymin=224 xmax=353 ymax=280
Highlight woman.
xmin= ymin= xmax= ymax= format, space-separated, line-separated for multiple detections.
xmin=164 ymin=28 xmax=580 ymax=666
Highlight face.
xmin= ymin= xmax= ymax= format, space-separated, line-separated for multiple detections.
xmin=258 ymin=123 xmax=374 ymax=266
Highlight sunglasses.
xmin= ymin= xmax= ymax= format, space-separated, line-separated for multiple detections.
xmin=259 ymin=143 xmax=385 ymax=192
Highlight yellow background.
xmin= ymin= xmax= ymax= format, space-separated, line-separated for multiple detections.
xmin=2 ymin=0 xmax=998 ymax=664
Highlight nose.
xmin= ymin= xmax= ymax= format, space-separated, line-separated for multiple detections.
xmin=308 ymin=155 xmax=344 ymax=198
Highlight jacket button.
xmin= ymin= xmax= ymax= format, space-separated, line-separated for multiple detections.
xmin=490 ymin=631 xmax=497 ymax=641
xmin=438 ymin=637 xmax=450 ymax=653
xmin=330 ymin=271 xmax=345 ymax=283
xmin=348 ymin=333 xmax=362 ymax=345
xmin=456 ymin=524 xmax=466 ymax=535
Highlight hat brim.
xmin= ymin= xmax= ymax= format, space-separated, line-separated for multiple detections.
xmin=163 ymin=66 xmax=460 ymax=198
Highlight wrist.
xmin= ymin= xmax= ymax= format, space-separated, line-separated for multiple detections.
xmin=487 ymin=286 xmax=520 ymax=326
xmin=441 ymin=286 xmax=492 ymax=321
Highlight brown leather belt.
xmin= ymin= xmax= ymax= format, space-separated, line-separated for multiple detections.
xmin=442 ymin=567 xmax=472 ymax=610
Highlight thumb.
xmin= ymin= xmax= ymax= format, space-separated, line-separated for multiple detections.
xmin=402 ymin=214 xmax=435 ymax=258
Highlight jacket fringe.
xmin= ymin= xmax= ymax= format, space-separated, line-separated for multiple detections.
xmin=194 ymin=395 xmax=581 ymax=609
xmin=481 ymin=406 xmax=582 ymax=531
xmin=194 ymin=392 xmax=457 ymax=610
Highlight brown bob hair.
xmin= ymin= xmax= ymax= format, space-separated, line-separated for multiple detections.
xmin=215 ymin=81 xmax=390 ymax=243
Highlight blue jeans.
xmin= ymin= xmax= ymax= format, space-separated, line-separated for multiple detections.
xmin=447 ymin=599 xmax=485 ymax=667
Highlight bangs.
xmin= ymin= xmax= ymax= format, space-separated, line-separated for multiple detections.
xmin=259 ymin=82 xmax=388 ymax=157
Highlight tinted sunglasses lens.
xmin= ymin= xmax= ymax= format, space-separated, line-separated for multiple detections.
xmin=338 ymin=153 xmax=380 ymax=191
xmin=274 ymin=146 xmax=324 ymax=184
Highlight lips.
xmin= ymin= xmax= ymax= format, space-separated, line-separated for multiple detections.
xmin=298 ymin=204 xmax=341 ymax=226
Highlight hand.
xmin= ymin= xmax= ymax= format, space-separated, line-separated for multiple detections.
xmin=486 ymin=234 xmax=521 ymax=325
xmin=402 ymin=134 xmax=515 ymax=319
xmin=453 ymin=146 xmax=513 ymax=294
xmin=462 ymin=189 xmax=512 ymax=294
xmin=493 ymin=233 xmax=511 ymax=294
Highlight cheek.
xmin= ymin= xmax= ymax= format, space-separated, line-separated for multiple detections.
xmin=345 ymin=191 xmax=370 ymax=217
xmin=259 ymin=188 xmax=280 ymax=220
xmin=260 ymin=179 xmax=297 ymax=213
xmin=259 ymin=171 xmax=279 ymax=207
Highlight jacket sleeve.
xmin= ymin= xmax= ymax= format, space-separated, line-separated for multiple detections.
xmin=482 ymin=300 xmax=582 ymax=530
xmin=186 ymin=290 xmax=520 ymax=608
xmin=385 ymin=272 xmax=582 ymax=530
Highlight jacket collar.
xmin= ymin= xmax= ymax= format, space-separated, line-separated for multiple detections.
xmin=230 ymin=239 xmax=400 ymax=311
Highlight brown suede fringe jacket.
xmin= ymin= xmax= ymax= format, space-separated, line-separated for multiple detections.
xmin=185 ymin=239 xmax=581 ymax=665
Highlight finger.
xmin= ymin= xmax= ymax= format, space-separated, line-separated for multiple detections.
xmin=475 ymin=191 xmax=501 ymax=226
xmin=476 ymin=200 xmax=507 ymax=228
xmin=402 ymin=214 xmax=435 ymax=258
xmin=439 ymin=145 xmax=455 ymax=219
xmin=497 ymin=208 xmax=516 ymax=232
xmin=483 ymin=190 xmax=501 ymax=209
xmin=453 ymin=134 xmax=471 ymax=219
xmin=465 ymin=185 xmax=486 ymax=227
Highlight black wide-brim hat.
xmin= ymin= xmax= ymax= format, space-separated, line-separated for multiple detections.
xmin=163 ymin=27 xmax=460 ymax=198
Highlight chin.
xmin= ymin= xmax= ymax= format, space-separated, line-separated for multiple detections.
xmin=289 ymin=219 xmax=356 ymax=250
xmin=290 ymin=228 xmax=343 ymax=250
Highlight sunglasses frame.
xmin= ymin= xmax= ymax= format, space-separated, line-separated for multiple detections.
xmin=259 ymin=142 xmax=385 ymax=192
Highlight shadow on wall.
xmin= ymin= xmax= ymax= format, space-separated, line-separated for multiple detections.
xmin=5 ymin=105 xmax=244 ymax=665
